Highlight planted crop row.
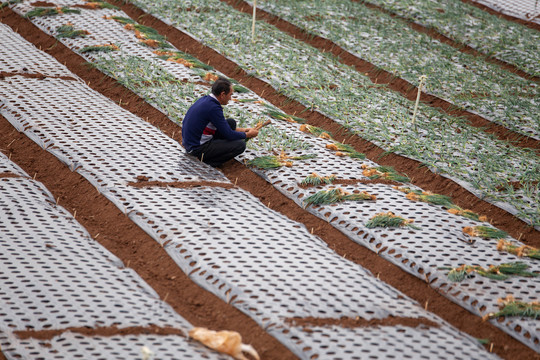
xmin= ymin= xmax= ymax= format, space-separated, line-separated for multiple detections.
xmin=357 ymin=0 xmax=540 ymax=77
xmin=129 ymin=0 xmax=539 ymax=228
xmin=253 ymin=0 xmax=539 ymax=140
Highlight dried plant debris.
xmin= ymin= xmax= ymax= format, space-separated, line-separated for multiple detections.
xmin=304 ymin=187 xmax=376 ymax=206
xmin=442 ymin=262 xmax=537 ymax=282
xmin=56 ymin=23 xmax=89 ymax=39
xmin=105 ymin=16 xmax=171 ymax=49
xmin=325 ymin=142 xmax=365 ymax=159
xmin=25 ymin=6 xmax=81 ymax=18
xmin=189 ymin=327 xmax=259 ymax=360
xmin=395 ymin=186 xmax=487 ymax=222
xmin=299 ymin=124 xmax=332 ymax=139
xmin=483 ymin=295 xmax=540 ymax=321
xmin=78 ymin=1 xmax=118 ymax=10
xmin=232 ymin=98 xmax=264 ymax=104
xmin=446 ymin=208 xmax=488 ymax=222
xmin=300 ymin=172 xmax=336 ymax=187
xmin=366 ymin=211 xmax=419 ymax=229
xmin=463 ymin=225 xmax=508 ymax=240
xmin=362 ymin=165 xmax=409 ymax=182
xmin=246 ymin=152 xmax=316 ymax=169
xmin=155 ymin=51 xmax=214 ymax=70
xmin=497 ymin=240 xmax=540 ymax=260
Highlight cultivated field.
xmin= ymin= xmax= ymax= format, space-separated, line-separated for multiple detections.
xmin=1 ymin=0 xmax=539 ymax=359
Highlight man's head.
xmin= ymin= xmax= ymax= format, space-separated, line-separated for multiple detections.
xmin=211 ymin=77 xmax=233 ymax=105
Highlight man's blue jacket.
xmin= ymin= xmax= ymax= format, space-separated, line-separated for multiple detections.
xmin=182 ymin=95 xmax=246 ymax=153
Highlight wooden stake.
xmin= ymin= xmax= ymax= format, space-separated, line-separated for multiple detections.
xmin=251 ymin=0 xmax=257 ymax=43
xmin=411 ymin=75 xmax=427 ymax=132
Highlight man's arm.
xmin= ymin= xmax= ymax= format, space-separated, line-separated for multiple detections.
xmin=209 ymin=104 xmax=247 ymax=140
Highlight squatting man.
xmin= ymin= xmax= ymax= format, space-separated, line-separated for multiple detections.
xmin=182 ymin=77 xmax=259 ymax=167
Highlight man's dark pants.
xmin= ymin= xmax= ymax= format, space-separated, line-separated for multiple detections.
xmin=189 ymin=119 xmax=246 ymax=167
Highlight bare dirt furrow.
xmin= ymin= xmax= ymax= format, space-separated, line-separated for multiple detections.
xmin=0 ymin=173 xmax=20 ymax=178
xmin=221 ymin=0 xmax=540 ymax=151
xmin=285 ymin=316 xmax=440 ymax=329
xmin=13 ymin=326 xmax=185 ymax=341
xmin=462 ymin=0 xmax=540 ymax=31
xmin=1 ymin=5 xmax=539 ymax=360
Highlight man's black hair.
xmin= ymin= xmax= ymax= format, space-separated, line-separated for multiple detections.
xmin=211 ymin=77 xmax=232 ymax=96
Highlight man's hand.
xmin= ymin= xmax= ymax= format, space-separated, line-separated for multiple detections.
xmin=245 ymin=128 xmax=259 ymax=138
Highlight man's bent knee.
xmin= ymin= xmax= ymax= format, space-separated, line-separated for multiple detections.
xmin=231 ymin=139 xmax=246 ymax=157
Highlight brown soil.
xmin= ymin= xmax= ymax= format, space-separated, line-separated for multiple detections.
xmin=0 ymin=71 xmax=77 ymax=81
xmin=224 ymin=0 xmax=539 ymax=151
xmin=285 ymin=316 xmax=440 ymax=329
xmin=0 ymin=172 xmax=21 ymax=178
xmin=30 ymin=1 xmax=56 ymax=6
xmin=1 ymin=3 xmax=539 ymax=360
xmin=128 ymin=178 xmax=235 ymax=189
xmin=14 ymin=325 xmax=185 ymax=341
